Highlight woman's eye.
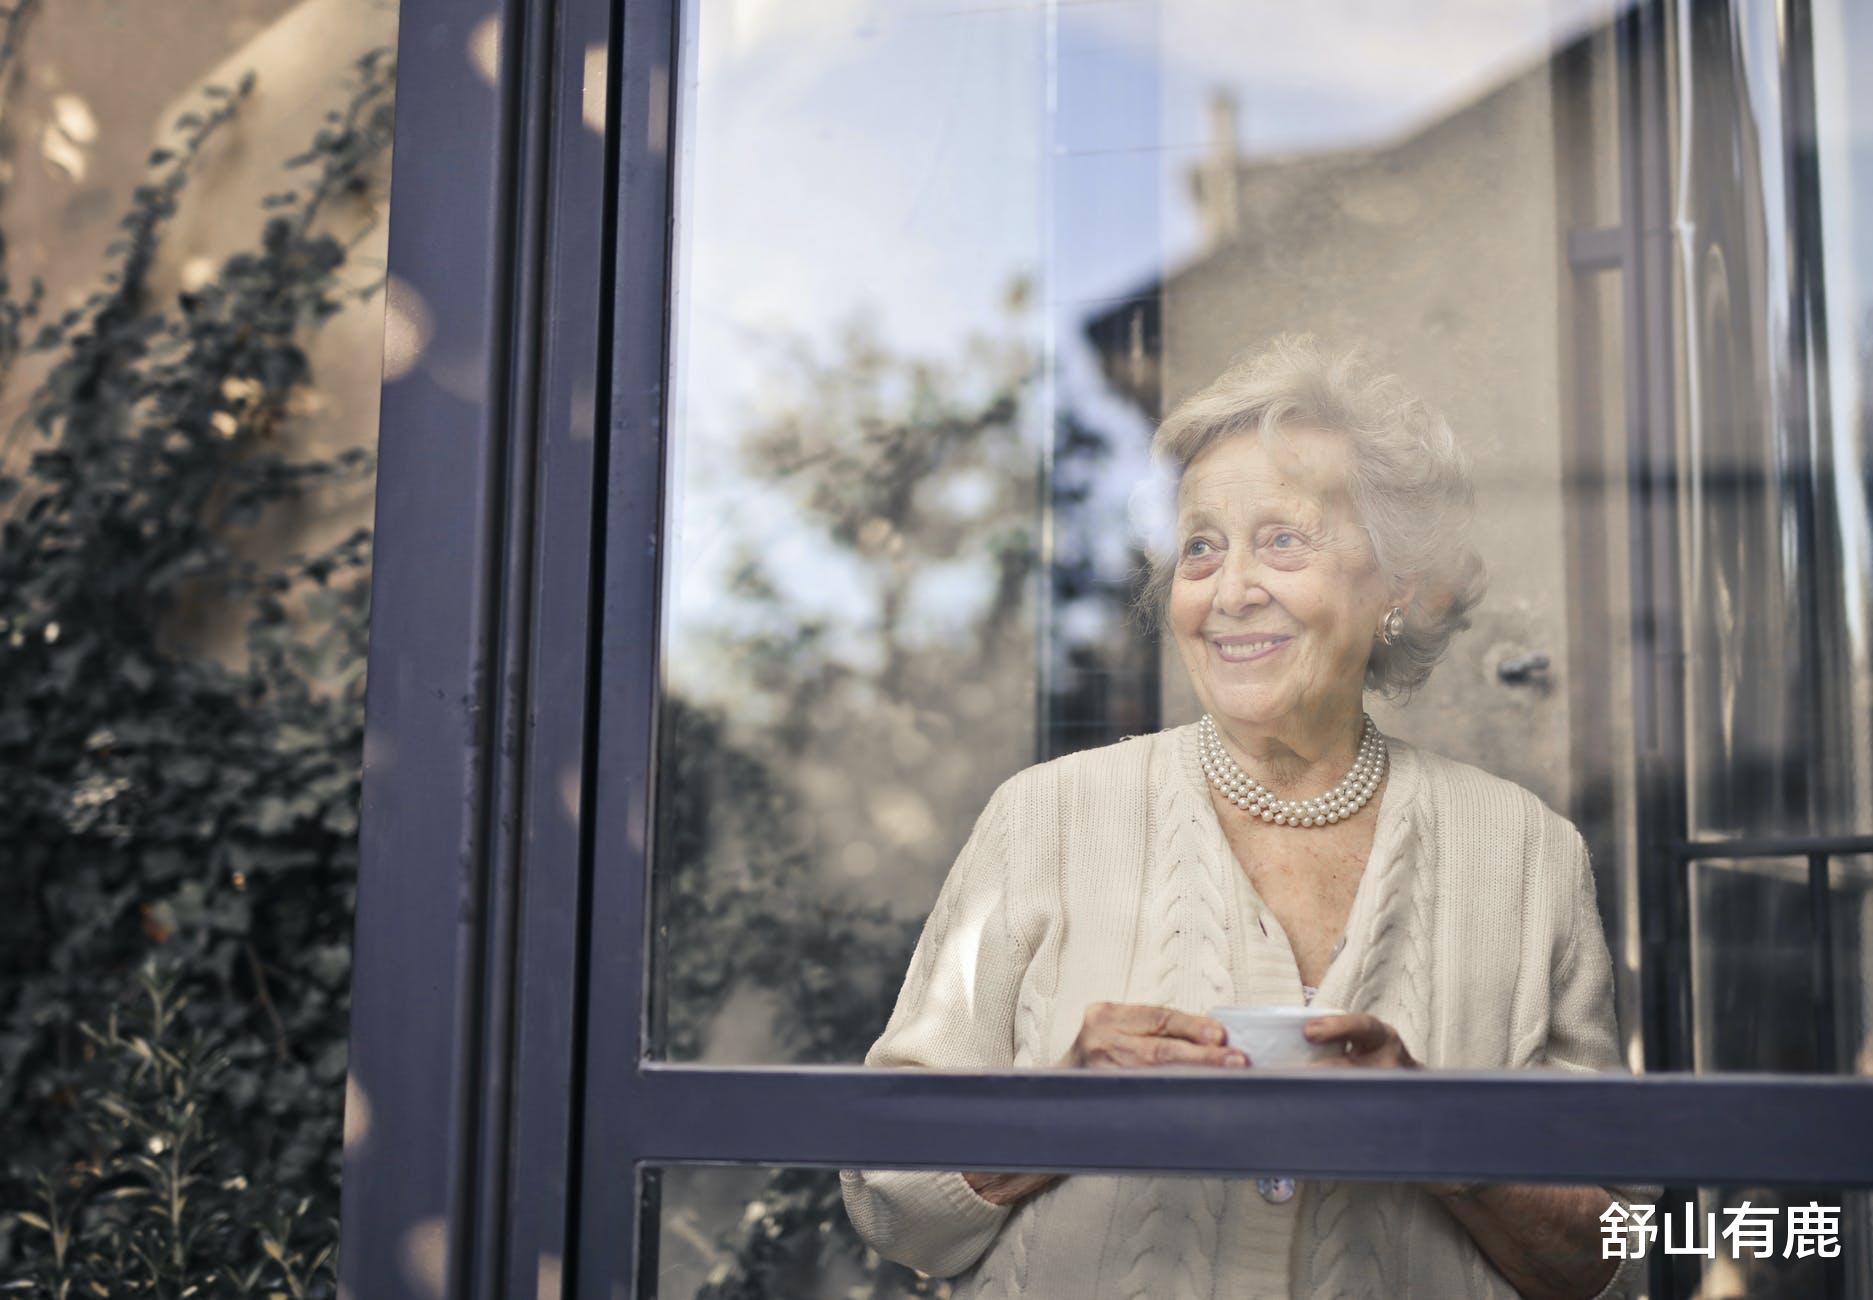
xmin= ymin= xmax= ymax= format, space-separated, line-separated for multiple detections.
xmin=1184 ymin=538 xmax=1214 ymax=558
xmin=1268 ymin=530 xmax=1303 ymax=549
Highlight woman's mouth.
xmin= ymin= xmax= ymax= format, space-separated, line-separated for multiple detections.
xmin=1212 ymin=635 xmax=1291 ymax=664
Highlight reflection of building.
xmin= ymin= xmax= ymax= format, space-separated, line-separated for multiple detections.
xmin=1082 ymin=64 xmax=1592 ymax=815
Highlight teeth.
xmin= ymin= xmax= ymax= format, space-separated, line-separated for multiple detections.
xmin=1218 ymin=639 xmax=1279 ymax=657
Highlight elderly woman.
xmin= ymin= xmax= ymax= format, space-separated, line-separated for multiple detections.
xmin=840 ymin=336 xmax=1652 ymax=1299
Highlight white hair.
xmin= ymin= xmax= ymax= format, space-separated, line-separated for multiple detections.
xmin=1133 ymin=334 xmax=1486 ymax=699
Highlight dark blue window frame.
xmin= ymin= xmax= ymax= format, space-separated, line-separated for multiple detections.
xmin=339 ymin=1 xmax=1873 ymax=1297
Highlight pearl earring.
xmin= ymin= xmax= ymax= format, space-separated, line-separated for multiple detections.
xmin=1378 ymin=606 xmax=1406 ymax=645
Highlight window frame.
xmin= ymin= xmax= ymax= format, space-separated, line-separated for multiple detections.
xmin=341 ymin=1 xmax=1873 ymax=1298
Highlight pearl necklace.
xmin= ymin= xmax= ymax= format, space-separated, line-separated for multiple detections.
xmin=1197 ymin=713 xmax=1387 ymax=827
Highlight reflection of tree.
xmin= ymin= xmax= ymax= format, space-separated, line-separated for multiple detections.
xmin=668 ymin=306 xmax=1044 ymax=986
xmin=657 ymin=701 xmax=941 ymax=1299
xmin=657 ymin=698 xmax=917 ymax=1065
xmin=713 ymin=313 xmax=1037 ymax=704
xmin=1044 ymin=401 xmax=1160 ymax=757
xmin=662 ymin=289 xmax=1161 ymax=1295
xmin=660 ymin=305 xmax=1042 ymax=1295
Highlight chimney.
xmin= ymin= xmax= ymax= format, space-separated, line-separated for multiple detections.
xmin=1191 ymin=87 xmax=1242 ymax=248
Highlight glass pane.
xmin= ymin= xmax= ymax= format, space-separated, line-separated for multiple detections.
xmin=1675 ymin=0 xmax=1873 ymax=844
xmin=654 ymin=1164 xmax=1873 ymax=1300
xmin=1696 ymin=853 xmax=1873 ymax=1077
xmin=657 ymin=0 xmax=1650 ymax=1072
xmin=1832 ymin=855 xmax=1873 ymax=1073
xmin=0 ymin=1 xmax=396 ymax=1289
xmin=1812 ymin=0 xmax=1873 ymax=841
xmin=652 ymin=0 xmax=1872 ymax=1086
xmin=1691 ymin=859 xmax=1823 ymax=1073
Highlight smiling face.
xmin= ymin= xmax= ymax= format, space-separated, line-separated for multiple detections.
xmin=1168 ymin=427 xmax=1395 ymax=740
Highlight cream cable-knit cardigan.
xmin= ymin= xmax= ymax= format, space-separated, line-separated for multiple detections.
xmin=841 ymin=721 xmax=1656 ymax=1299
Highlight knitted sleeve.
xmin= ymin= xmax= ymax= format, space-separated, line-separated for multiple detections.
xmin=1544 ymin=828 xmax=1661 ymax=1300
xmin=839 ymin=777 xmax=1033 ymax=1279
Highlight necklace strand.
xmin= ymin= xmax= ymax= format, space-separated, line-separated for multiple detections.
xmin=1197 ymin=713 xmax=1387 ymax=827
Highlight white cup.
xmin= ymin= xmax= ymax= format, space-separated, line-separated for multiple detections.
xmin=1208 ymin=1004 xmax=1347 ymax=1068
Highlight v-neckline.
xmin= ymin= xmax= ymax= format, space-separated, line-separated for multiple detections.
xmin=1176 ymin=719 xmax=1421 ymax=1011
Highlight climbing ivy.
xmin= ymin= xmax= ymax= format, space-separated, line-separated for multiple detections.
xmin=0 ymin=47 xmax=393 ymax=1296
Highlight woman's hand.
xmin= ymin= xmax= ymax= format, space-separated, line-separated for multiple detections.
xmin=965 ymin=1004 xmax=1245 ymax=1209
xmin=1305 ymin=1013 xmax=1438 ymax=1183
xmin=1300 ymin=1013 xmax=1616 ymax=1295
xmin=963 ymin=1170 xmax=1060 ymax=1206
xmin=1057 ymin=1001 xmax=1249 ymax=1070
xmin=1301 ymin=1011 xmax=1422 ymax=1069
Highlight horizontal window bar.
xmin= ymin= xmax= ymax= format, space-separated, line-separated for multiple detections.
xmin=1672 ymin=834 xmax=1873 ymax=860
xmin=615 ymin=1065 xmax=1873 ymax=1188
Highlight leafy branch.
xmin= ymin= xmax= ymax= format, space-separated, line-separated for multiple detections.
xmin=0 ymin=46 xmax=395 ymax=1298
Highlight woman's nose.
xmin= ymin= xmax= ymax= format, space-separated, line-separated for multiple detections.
xmin=1214 ymin=550 xmax=1269 ymax=614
